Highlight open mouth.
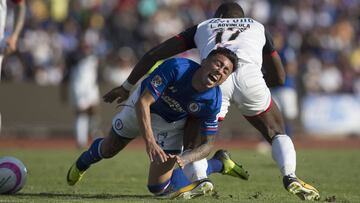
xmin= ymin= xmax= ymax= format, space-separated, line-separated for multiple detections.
xmin=208 ymin=73 xmax=218 ymax=83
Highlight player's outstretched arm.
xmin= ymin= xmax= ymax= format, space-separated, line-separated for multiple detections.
xmin=135 ymin=88 xmax=169 ymax=163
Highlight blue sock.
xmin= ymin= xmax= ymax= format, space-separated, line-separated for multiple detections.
xmin=148 ymin=179 xmax=171 ymax=195
xmin=169 ymin=168 xmax=192 ymax=191
xmin=76 ymin=138 xmax=104 ymax=171
xmin=206 ymin=159 xmax=223 ymax=175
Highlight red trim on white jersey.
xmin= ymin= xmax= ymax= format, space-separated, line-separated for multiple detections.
xmin=244 ymin=99 xmax=273 ymax=119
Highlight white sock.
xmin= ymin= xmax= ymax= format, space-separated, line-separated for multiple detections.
xmin=75 ymin=114 xmax=89 ymax=148
xmin=272 ymin=134 xmax=296 ymax=177
xmin=182 ymin=158 xmax=208 ymax=181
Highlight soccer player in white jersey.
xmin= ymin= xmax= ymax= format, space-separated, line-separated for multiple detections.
xmin=103 ymin=2 xmax=320 ymax=201
xmin=0 ymin=0 xmax=25 ymax=134
xmin=66 ymin=48 xmax=243 ymax=198
xmin=60 ymin=37 xmax=101 ymax=149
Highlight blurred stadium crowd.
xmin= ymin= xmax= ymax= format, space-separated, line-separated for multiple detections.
xmin=2 ymin=0 xmax=360 ymax=98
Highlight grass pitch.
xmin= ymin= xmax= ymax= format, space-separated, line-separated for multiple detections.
xmin=0 ymin=148 xmax=359 ymax=203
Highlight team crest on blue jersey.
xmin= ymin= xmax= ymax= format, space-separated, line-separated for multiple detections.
xmin=151 ymin=75 xmax=162 ymax=87
xmin=114 ymin=119 xmax=123 ymax=130
xmin=188 ymin=102 xmax=200 ymax=113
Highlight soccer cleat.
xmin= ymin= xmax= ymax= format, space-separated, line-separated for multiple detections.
xmin=66 ymin=163 xmax=86 ymax=186
xmin=283 ymin=176 xmax=320 ymax=201
xmin=212 ymin=149 xmax=249 ymax=180
xmin=169 ymin=179 xmax=214 ymax=199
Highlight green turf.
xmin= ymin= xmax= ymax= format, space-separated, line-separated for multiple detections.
xmin=0 ymin=149 xmax=359 ymax=202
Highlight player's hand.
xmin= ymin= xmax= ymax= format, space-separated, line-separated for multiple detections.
xmin=5 ymin=35 xmax=18 ymax=55
xmin=145 ymin=141 xmax=168 ymax=163
xmin=103 ymin=86 xmax=130 ymax=104
xmin=169 ymin=154 xmax=185 ymax=168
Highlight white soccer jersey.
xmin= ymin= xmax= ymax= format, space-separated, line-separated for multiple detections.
xmin=69 ymin=55 xmax=100 ymax=110
xmin=194 ymin=18 xmax=266 ymax=67
xmin=189 ymin=18 xmax=272 ymax=117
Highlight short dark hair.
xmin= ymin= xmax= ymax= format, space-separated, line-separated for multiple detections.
xmin=208 ymin=47 xmax=238 ymax=72
xmin=213 ymin=2 xmax=245 ymax=18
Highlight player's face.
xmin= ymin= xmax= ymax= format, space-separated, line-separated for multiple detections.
xmin=200 ymin=53 xmax=234 ymax=89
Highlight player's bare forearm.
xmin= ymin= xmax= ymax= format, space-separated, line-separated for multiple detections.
xmin=135 ymin=88 xmax=168 ymax=163
xmin=179 ymin=135 xmax=215 ymax=166
xmin=135 ymin=89 xmax=156 ymax=145
xmin=263 ymin=52 xmax=285 ymax=87
xmin=127 ymin=36 xmax=190 ymax=85
xmin=12 ymin=1 xmax=26 ymax=38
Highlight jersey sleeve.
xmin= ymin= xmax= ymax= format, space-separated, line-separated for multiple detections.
xmin=142 ymin=59 xmax=177 ymax=101
xmin=176 ymin=25 xmax=197 ymax=49
xmin=199 ymin=90 xmax=221 ymax=136
xmin=200 ymin=117 xmax=219 ymax=136
xmin=263 ymin=29 xmax=276 ymax=55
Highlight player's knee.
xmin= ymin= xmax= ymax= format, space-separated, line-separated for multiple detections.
xmin=147 ymin=180 xmax=171 ymax=196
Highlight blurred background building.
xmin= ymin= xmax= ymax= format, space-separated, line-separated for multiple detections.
xmin=1 ymin=0 xmax=359 ymax=139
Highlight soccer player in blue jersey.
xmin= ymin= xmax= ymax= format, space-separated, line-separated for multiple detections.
xmin=66 ymin=47 xmax=242 ymax=197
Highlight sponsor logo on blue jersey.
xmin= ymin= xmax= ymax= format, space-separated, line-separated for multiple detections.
xmin=161 ymin=95 xmax=185 ymax=113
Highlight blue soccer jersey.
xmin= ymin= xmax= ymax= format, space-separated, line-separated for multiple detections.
xmin=140 ymin=58 xmax=221 ymax=136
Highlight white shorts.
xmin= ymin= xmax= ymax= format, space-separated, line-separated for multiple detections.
xmin=271 ymin=87 xmax=298 ymax=119
xmin=111 ymin=86 xmax=185 ymax=152
xmin=219 ymin=63 xmax=271 ymax=118
xmin=69 ymin=83 xmax=100 ymax=110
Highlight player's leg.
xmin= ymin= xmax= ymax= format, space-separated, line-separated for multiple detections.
xmin=87 ymin=105 xmax=102 ymax=138
xmin=74 ymin=109 xmax=90 ymax=149
xmin=66 ymin=128 xmax=133 ymax=186
xmin=147 ymin=154 xmax=178 ymax=196
xmin=67 ymin=87 xmax=141 ymax=186
xmin=245 ymin=101 xmax=319 ymax=200
xmin=232 ymin=66 xmax=319 ymax=200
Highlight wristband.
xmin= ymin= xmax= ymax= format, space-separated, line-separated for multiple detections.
xmin=122 ymin=80 xmax=134 ymax=91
